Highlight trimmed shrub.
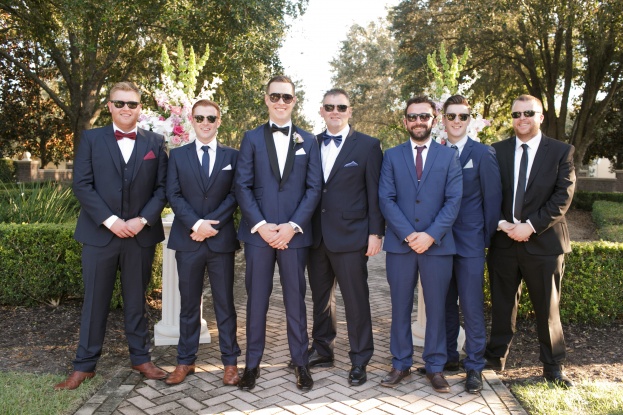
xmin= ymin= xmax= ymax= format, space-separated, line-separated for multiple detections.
xmin=571 ymin=191 xmax=623 ymax=211
xmin=591 ymin=201 xmax=623 ymax=242
xmin=0 ymin=158 xmax=15 ymax=183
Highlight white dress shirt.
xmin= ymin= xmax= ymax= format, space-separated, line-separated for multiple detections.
xmin=192 ymin=138 xmax=218 ymax=232
xmin=446 ymin=135 xmax=468 ymax=157
xmin=512 ymin=132 xmax=541 ymax=225
xmin=321 ymin=125 xmax=349 ymax=182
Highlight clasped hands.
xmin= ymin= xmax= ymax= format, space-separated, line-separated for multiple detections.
xmin=405 ymin=231 xmax=434 ymax=254
xmin=500 ymin=221 xmax=532 ymax=242
xmin=110 ymin=217 xmax=146 ymax=238
xmin=258 ymin=223 xmax=294 ymax=250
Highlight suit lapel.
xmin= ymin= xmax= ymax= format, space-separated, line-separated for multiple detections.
xmin=460 ymin=138 xmax=474 ymax=167
xmin=103 ymin=126 xmax=122 ymax=177
xmin=263 ymin=123 xmax=282 ymax=182
xmin=527 ymin=135 xmax=550 ymax=191
xmin=184 ymin=143 xmax=205 ymax=190
xmin=326 ymin=128 xmax=357 ymax=184
xmin=419 ymin=140 xmax=439 ymax=190
xmin=206 ymin=142 xmax=226 ymax=190
xmin=131 ymin=129 xmax=148 ymax=182
xmin=280 ymin=125 xmax=297 ymax=185
xmin=401 ymin=141 xmax=419 ymax=189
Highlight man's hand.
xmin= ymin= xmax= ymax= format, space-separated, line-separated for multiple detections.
xmin=125 ymin=217 xmax=146 ymax=236
xmin=507 ymin=223 xmax=533 ymax=242
xmin=407 ymin=231 xmax=434 ymax=254
xmin=191 ymin=220 xmax=220 ymax=241
xmin=366 ymin=235 xmax=382 ymax=257
xmin=267 ymin=223 xmax=295 ymax=250
xmin=499 ymin=221 xmax=516 ymax=234
xmin=258 ymin=223 xmax=279 ymax=245
xmin=110 ymin=218 xmax=135 ymax=238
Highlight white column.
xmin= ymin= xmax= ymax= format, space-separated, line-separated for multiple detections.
xmin=154 ymin=215 xmax=211 ymax=346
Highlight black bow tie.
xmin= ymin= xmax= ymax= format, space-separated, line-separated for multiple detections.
xmin=322 ymin=132 xmax=342 ymax=147
xmin=270 ymin=124 xmax=290 ymax=136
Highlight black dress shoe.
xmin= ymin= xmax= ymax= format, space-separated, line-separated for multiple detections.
xmin=543 ymin=368 xmax=574 ymax=388
xmin=287 ymin=348 xmax=334 ymax=369
xmin=294 ymin=365 xmax=314 ymax=391
xmin=238 ymin=367 xmax=260 ymax=391
xmin=348 ymin=365 xmax=367 ymax=386
xmin=484 ymin=356 xmax=504 ymax=371
xmin=465 ymin=370 xmax=483 ymax=393
xmin=380 ymin=367 xmax=411 ymax=387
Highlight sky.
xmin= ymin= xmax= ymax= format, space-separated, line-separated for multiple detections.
xmin=278 ymin=0 xmax=401 ymax=133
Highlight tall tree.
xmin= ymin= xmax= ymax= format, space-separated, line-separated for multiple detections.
xmin=390 ymin=0 xmax=623 ymax=164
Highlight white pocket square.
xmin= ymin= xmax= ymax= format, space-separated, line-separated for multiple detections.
xmin=295 ymin=148 xmax=306 ymax=155
xmin=464 ymin=159 xmax=474 ymax=169
xmin=344 ymin=161 xmax=358 ymax=167
xmin=222 ymin=164 xmax=232 ymax=170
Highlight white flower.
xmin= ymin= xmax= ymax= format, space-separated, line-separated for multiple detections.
xmin=292 ymin=132 xmax=304 ymax=147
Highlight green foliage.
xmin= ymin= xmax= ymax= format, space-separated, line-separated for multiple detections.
xmin=426 ymin=42 xmax=470 ymax=101
xmin=597 ymin=225 xmax=623 ymax=243
xmin=160 ymin=41 xmax=211 ymax=98
xmin=0 ymin=223 xmax=163 ymax=307
xmin=0 ymin=158 xmax=15 ymax=182
xmin=0 ymin=182 xmax=80 ymax=224
xmin=571 ymin=191 xmax=623 ymax=211
xmin=592 ymin=201 xmax=623 ymax=227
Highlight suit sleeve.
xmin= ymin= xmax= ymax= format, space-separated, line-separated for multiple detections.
xmin=138 ymin=136 xmax=168 ymax=225
xmin=205 ymin=149 xmax=239 ymax=228
xmin=527 ymin=144 xmax=576 ymax=234
xmin=289 ymin=137 xmax=322 ymax=227
xmin=235 ymin=132 xmax=265 ymax=227
xmin=166 ymin=149 xmax=201 ymax=229
xmin=379 ymin=151 xmax=416 ymax=241
xmin=366 ymin=139 xmax=385 ymax=235
xmin=424 ymin=152 xmax=462 ymax=244
xmin=481 ymin=145 xmax=503 ymax=246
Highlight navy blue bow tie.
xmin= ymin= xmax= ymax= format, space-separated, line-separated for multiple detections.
xmin=322 ymin=132 xmax=342 ymax=147
xmin=270 ymin=124 xmax=290 ymax=136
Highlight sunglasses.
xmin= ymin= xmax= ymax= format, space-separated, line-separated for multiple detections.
xmin=268 ymin=93 xmax=294 ymax=104
xmin=323 ymin=104 xmax=349 ymax=113
xmin=110 ymin=100 xmax=140 ymax=109
xmin=406 ymin=113 xmax=434 ymax=122
xmin=444 ymin=113 xmax=470 ymax=122
xmin=511 ymin=110 xmax=541 ymax=119
xmin=193 ymin=115 xmax=218 ymax=124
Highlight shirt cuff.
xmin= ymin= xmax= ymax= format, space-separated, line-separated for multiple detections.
xmin=497 ymin=220 xmax=507 ymax=231
xmin=104 ymin=215 xmax=119 ymax=229
xmin=526 ymin=219 xmax=536 ymax=233
xmin=192 ymin=219 xmax=204 ymax=232
xmin=251 ymin=220 xmax=267 ymax=233
xmin=289 ymin=221 xmax=302 ymax=234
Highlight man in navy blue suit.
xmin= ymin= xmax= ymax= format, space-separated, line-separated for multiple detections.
xmin=235 ymin=75 xmax=322 ymax=391
xmin=55 ymin=81 xmax=168 ymax=390
xmin=438 ymin=95 xmax=501 ymax=393
xmin=304 ymin=88 xmax=384 ymax=386
xmin=165 ymin=100 xmax=241 ymax=386
xmin=379 ymin=95 xmax=462 ymax=393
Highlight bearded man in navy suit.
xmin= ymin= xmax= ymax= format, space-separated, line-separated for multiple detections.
xmin=235 ymin=75 xmax=322 ymax=391
xmin=165 ymin=100 xmax=241 ymax=386
xmin=379 ymin=95 xmax=462 ymax=393
xmin=55 ymin=81 xmax=168 ymax=390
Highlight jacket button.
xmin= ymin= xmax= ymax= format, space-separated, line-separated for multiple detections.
xmin=321 ymin=209 xmax=326 ymax=213
xmin=323 ymin=189 xmax=327 ymax=193
xmin=416 ymin=200 xmax=421 ymax=204
xmin=415 ymin=219 xmax=420 ymax=222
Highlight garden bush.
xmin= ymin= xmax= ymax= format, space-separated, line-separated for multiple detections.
xmin=0 ymin=158 xmax=15 ymax=182
xmin=0 ymin=182 xmax=80 ymax=223
xmin=591 ymin=201 xmax=623 ymax=242
xmin=571 ymin=191 xmax=623 ymax=211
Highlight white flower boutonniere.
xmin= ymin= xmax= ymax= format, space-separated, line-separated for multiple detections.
xmin=292 ymin=132 xmax=304 ymax=148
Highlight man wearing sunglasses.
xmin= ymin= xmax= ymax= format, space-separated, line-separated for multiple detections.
xmin=299 ymin=88 xmax=384 ymax=386
xmin=485 ymin=95 xmax=576 ymax=388
xmin=235 ymin=75 xmax=322 ymax=391
xmin=165 ymin=100 xmax=241 ymax=386
xmin=55 ymin=82 xmax=168 ymax=390
xmin=428 ymin=95 xmax=502 ymax=393
xmin=378 ymin=95 xmax=462 ymax=393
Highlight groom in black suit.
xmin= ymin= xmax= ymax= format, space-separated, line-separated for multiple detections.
xmin=55 ymin=81 xmax=168 ymax=390
xmin=485 ymin=94 xmax=576 ymax=388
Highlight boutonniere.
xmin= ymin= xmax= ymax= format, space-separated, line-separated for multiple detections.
xmin=292 ymin=132 xmax=304 ymax=148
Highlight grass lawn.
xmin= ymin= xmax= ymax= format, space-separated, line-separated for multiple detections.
xmin=0 ymin=371 xmax=104 ymax=415
xmin=512 ymin=380 xmax=623 ymax=415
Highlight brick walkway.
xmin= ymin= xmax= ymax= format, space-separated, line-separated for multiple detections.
xmin=75 ymin=252 xmax=527 ymax=415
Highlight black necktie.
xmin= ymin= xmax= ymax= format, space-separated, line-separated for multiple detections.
xmin=270 ymin=124 xmax=290 ymax=136
xmin=451 ymin=144 xmax=458 ymax=151
xmin=201 ymin=145 xmax=211 ymax=182
xmin=322 ymin=132 xmax=342 ymax=147
xmin=514 ymin=143 xmax=529 ymax=222
xmin=415 ymin=145 xmax=426 ymax=180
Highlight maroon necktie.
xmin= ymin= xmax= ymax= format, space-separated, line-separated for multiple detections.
xmin=415 ymin=145 xmax=426 ymax=180
xmin=115 ymin=131 xmax=136 ymax=140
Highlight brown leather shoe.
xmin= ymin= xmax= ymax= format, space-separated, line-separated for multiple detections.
xmin=131 ymin=361 xmax=167 ymax=380
xmin=54 ymin=371 xmax=95 ymax=390
xmin=165 ymin=364 xmax=196 ymax=385
xmin=426 ymin=371 xmax=450 ymax=393
xmin=380 ymin=367 xmax=411 ymax=387
xmin=223 ymin=365 xmax=240 ymax=386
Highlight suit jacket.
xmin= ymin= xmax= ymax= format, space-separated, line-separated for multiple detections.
xmin=73 ymin=125 xmax=167 ymax=247
xmin=452 ymin=138 xmax=502 ymax=257
xmin=166 ymin=141 xmax=240 ymax=253
xmin=311 ymin=128 xmax=384 ymax=252
xmin=379 ymin=139 xmax=462 ymax=255
xmin=491 ymin=134 xmax=575 ymax=255
xmin=235 ymin=123 xmax=322 ymax=248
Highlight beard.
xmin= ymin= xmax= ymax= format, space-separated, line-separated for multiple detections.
xmin=407 ymin=124 xmax=433 ymax=143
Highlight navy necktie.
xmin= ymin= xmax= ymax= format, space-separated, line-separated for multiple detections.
xmin=514 ymin=143 xmax=529 ymax=222
xmin=270 ymin=124 xmax=290 ymax=136
xmin=415 ymin=145 xmax=426 ymax=180
xmin=322 ymin=132 xmax=342 ymax=147
xmin=451 ymin=144 xmax=458 ymax=151
xmin=201 ymin=145 xmax=211 ymax=183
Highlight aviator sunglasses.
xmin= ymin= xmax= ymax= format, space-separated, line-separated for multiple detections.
xmin=444 ymin=113 xmax=470 ymax=122
xmin=406 ymin=113 xmax=434 ymax=122
xmin=323 ymin=104 xmax=349 ymax=113
xmin=511 ymin=110 xmax=541 ymax=119
xmin=193 ymin=115 xmax=218 ymax=124
xmin=268 ymin=93 xmax=295 ymax=104
xmin=110 ymin=100 xmax=140 ymax=109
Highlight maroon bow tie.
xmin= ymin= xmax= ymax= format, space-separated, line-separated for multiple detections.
xmin=115 ymin=130 xmax=136 ymax=140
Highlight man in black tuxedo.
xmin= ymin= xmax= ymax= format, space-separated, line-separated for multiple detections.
xmin=485 ymin=94 xmax=576 ymax=388
xmin=304 ymin=88 xmax=383 ymax=386
xmin=165 ymin=100 xmax=241 ymax=386
xmin=55 ymin=82 xmax=168 ymax=390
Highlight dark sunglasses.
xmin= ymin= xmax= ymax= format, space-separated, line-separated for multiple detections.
xmin=323 ymin=104 xmax=349 ymax=113
xmin=444 ymin=113 xmax=470 ymax=121
xmin=110 ymin=100 xmax=139 ymax=109
xmin=511 ymin=110 xmax=541 ymax=119
xmin=193 ymin=115 xmax=218 ymax=124
xmin=406 ymin=113 xmax=434 ymax=122
xmin=268 ymin=93 xmax=294 ymax=104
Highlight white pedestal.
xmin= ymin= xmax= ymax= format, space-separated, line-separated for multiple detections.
xmin=412 ymin=280 xmax=465 ymax=351
xmin=154 ymin=216 xmax=211 ymax=346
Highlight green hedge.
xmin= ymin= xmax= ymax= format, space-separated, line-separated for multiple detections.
xmin=0 ymin=159 xmax=15 ymax=183
xmin=592 ymin=201 xmax=623 ymax=242
xmin=0 ymin=223 xmax=162 ymax=307
xmin=485 ymin=241 xmax=623 ymax=324
xmin=571 ymin=191 xmax=623 ymax=211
